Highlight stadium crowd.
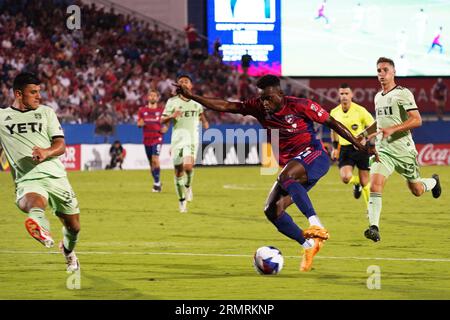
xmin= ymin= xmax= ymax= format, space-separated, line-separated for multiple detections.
xmin=0 ymin=0 xmax=258 ymax=125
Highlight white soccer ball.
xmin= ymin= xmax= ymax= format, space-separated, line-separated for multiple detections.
xmin=253 ymin=246 xmax=284 ymax=275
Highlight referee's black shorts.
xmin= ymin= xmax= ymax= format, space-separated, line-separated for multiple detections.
xmin=338 ymin=145 xmax=370 ymax=170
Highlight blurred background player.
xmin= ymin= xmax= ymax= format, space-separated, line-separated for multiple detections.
xmin=106 ymin=140 xmax=126 ymax=170
xmin=137 ymin=89 xmax=167 ymax=192
xmin=161 ymin=74 xmax=209 ymax=212
xmin=175 ymin=74 xmax=369 ymax=271
xmin=358 ymin=57 xmax=442 ymax=242
xmin=0 ymin=72 xmax=80 ymax=272
xmin=315 ymin=0 xmax=330 ymax=25
xmin=431 ymin=78 xmax=447 ymax=121
xmin=428 ymin=26 xmax=444 ymax=54
xmin=330 ymin=83 xmax=374 ymax=210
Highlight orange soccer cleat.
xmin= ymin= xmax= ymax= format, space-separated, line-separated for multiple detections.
xmin=300 ymin=238 xmax=324 ymax=272
xmin=303 ymin=225 xmax=329 ymax=240
xmin=25 ymin=218 xmax=54 ymax=248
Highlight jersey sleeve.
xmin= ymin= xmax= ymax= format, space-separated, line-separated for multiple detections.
xmin=397 ymin=89 xmax=418 ymax=112
xmin=162 ymin=98 xmax=175 ymax=116
xmin=137 ymin=108 xmax=143 ymax=121
xmin=196 ymin=102 xmax=204 ymax=114
xmin=46 ymin=107 xmax=64 ymax=139
xmin=300 ymin=100 xmax=329 ymax=124
xmin=237 ymin=98 xmax=261 ymax=116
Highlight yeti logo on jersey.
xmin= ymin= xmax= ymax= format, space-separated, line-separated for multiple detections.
xmin=183 ymin=110 xmax=198 ymax=117
xmin=285 ymin=115 xmax=294 ymax=124
xmin=5 ymin=122 xmax=43 ymax=134
xmin=377 ymin=106 xmax=393 ymax=116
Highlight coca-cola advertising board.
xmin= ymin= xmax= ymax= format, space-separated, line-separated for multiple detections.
xmin=416 ymin=144 xmax=450 ymax=166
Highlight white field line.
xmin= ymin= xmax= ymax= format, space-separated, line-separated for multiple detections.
xmin=0 ymin=250 xmax=449 ymax=263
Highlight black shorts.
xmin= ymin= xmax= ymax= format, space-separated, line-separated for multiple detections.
xmin=338 ymin=145 xmax=370 ymax=170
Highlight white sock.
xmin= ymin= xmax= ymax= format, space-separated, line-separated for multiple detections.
xmin=308 ymin=215 xmax=323 ymax=228
xmin=419 ymin=178 xmax=437 ymax=192
xmin=368 ymin=192 xmax=382 ymax=227
xmin=302 ymin=238 xmax=315 ymax=249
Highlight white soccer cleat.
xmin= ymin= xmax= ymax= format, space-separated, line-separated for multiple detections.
xmin=59 ymin=242 xmax=80 ymax=273
xmin=179 ymin=200 xmax=188 ymax=213
xmin=185 ymin=186 xmax=193 ymax=202
xmin=24 ymin=218 xmax=54 ymax=248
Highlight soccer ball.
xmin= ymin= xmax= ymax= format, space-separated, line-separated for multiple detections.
xmin=253 ymin=246 xmax=284 ymax=275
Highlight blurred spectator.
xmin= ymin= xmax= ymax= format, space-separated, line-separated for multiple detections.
xmin=184 ymin=23 xmax=200 ymax=51
xmin=431 ymin=78 xmax=447 ymax=120
xmin=0 ymin=0 xmax=260 ymax=125
xmin=241 ymin=51 xmax=253 ymax=75
xmin=94 ymin=103 xmax=116 ymax=139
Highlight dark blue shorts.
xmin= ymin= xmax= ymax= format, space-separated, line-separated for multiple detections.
xmin=145 ymin=144 xmax=161 ymax=158
xmin=291 ymin=147 xmax=330 ymax=191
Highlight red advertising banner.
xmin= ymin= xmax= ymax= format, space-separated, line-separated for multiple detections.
xmin=416 ymin=144 xmax=450 ymax=166
xmin=307 ymin=78 xmax=449 ymax=113
xmin=60 ymin=145 xmax=81 ymax=171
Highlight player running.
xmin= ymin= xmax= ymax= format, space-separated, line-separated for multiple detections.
xmin=330 ymin=83 xmax=374 ymax=209
xmin=0 ymin=73 xmax=80 ymax=272
xmin=358 ymin=57 xmax=442 ymax=242
xmin=161 ymin=74 xmax=209 ymax=213
xmin=175 ymin=75 xmax=369 ymax=271
xmin=137 ymin=89 xmax=167 ymax=192
xmin=428 ymin=27 xmax=444 ymax=54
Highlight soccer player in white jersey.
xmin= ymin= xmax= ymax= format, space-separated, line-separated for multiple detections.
xmin=0 ymin=73 xmax=80 ymax=272
xmin=161 ymin=74 xmax=209 ymax=212
xmin=358 ymin=57 xmax=441 ymax=242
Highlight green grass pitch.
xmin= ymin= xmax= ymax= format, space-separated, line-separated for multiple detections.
xmin=0 ymin=165 xmax=449 ymax=299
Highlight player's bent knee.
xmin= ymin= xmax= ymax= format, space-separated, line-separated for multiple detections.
xmin=277 ymin=172 xmax=295 ymax=185
xmin=342 ymin=176 xmax=351 ymax=184
xmin=411 ymin=188 xmax=423 ymax=197
xmin=67 ymin=224 xmax=81 ymax=234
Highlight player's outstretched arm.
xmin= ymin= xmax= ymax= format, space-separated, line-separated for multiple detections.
xmin=174 ymin=83 xmax=242 ymax=113
xmin=32 ymin=137 xmax=66 ymax=163
xmin=325 ymin=116 xmax=366 ymax=152
xmin=357 ymin=122 xmax=377 ymax=140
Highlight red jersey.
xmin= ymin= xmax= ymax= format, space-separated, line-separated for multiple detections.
xmin=238 ymin=96 xmax=330 ymax=166
xmin=137 ymin=105 xmax=164 ymax=146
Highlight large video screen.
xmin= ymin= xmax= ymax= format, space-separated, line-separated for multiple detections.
xmin=207 ymin=0 xmax=450 ymax=76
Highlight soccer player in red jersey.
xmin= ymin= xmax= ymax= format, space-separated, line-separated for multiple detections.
xmin=175 ymin=75 xmax=370 ymax=271
xmin=137 ymin=89 xmax=168 ymax=192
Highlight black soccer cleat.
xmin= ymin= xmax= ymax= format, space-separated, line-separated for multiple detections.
xmin=364 ymin=225 xmax=381 ymax=242
xmin=152 ymin=184 xmax=162 ymax=193
xmin=431 ymin=174 xmax=441 ymax=199
xmin=353 ymin=184 xmax=362 ymax=199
